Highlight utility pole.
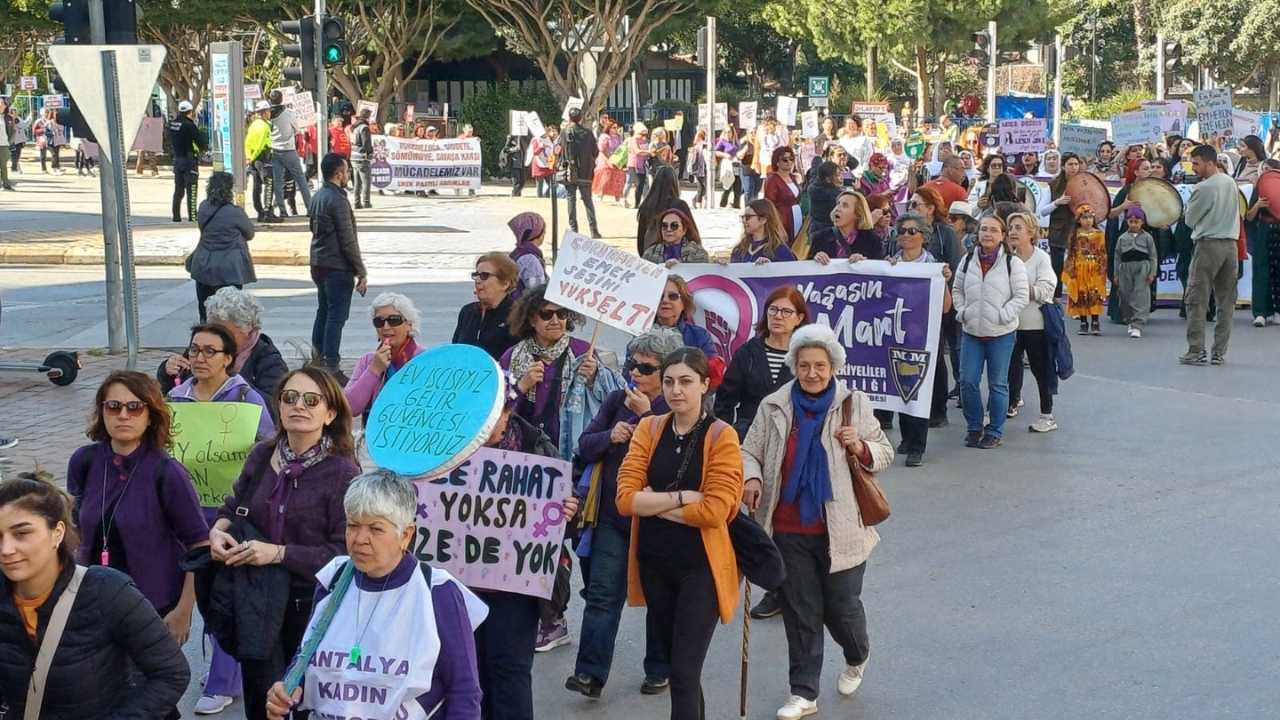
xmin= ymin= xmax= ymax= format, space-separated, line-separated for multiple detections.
xmin=1053 ymin=33 xmax=1064 ymax=147
xmin=315 ymin=0 xmax=328 ymax=159
xmin=986 ymin=21 xmax=997 ymax=123
xmin=704 ymin=16 xmax=716 ymax=202
xmin=1155 ymin=33 xmax=1166 ymax=101
xmin=89 ymin=0 xmax=125 ymax=358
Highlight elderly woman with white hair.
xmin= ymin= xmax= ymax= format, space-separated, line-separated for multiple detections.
xmin=265 ymin=470 xmax=487 ymax=720
xmin=344 ymin=292 xmax=427 ymax=420
xmin=158 ymin=286 xmax=288 ymax=406
xmin=739 ymin=324 xmax=894 ymax=720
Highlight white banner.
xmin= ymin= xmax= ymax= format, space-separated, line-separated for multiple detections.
xmin=546 ymin=231 xmax=669 ymax=335
xmin=370 ymin=136 xmax=482 ymax=191
xmin=998 ymin=118 xmax=1047 ymax=152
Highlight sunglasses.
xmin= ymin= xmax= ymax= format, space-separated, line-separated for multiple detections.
xmin=898 ymin=227 xmax=922 ymax=237
xmin=372 ymin=314 xmax=406 ymax=329
xmin=629 ymin=361 xmax=660 ymax=376
xmin=661 ymin=221 xmax=683 ymax=232
xmin=102 ymin=400 xmax=147 ymax=416
xmin=471 ymin=271 xmax=496 ymax=283
xmin=187 ymin=345 xmax=226 ymax=359
xmin=281 ymin=389 xmax=324 ymax=408
xmin=537 ymin=308 xmax=570 ymax=322
xmin=663 ymin=291 xmax=683 ymax=302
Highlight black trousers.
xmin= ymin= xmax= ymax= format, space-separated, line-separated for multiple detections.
xmin=510 ymin=166 xmax=526 ymax=196
xmin=1009 ymin=329 xmax=1053 ymax=415
xmin=719 ymin=176 xmax=741 ymax=208
xmin=564 ymin=180 xmax=598 ymax=234
xmin=538 ymin=544 xmax=574 ymax=626
xmin=240 ymin=590 xmax=313 ymax=720
xmin=1050 ymin=246 xmax=1066 ymax=298
xmin=196 ymin=283 xmax=241 ymax=323
xmin=775 ymin=533 xmax=869 ymax=701
xmin=251 ymin=159 xmax=274 ymax=217
xmin=638 ymin=558 xmax=719 ymax=720
xmin=475 ymin=590 xmax=539 ymax=720
xmin=693 ymin=175 xmax=707 ymax=207
xmin=173 ymin=156 xmax=198 ymax=221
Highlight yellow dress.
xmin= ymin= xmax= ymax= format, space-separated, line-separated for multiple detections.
xmin=1064 ymin=228 xmax=1107 ymax=317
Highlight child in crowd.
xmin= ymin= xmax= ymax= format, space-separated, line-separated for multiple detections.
xmin=1113 ymin=207 xmax=1160 ymax=338
xmin=1064 ymin=204 xmax=1108 ymax=334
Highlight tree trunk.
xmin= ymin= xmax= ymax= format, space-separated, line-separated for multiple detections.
xmin=930 ymin=54 xmax=946 ymax=119
xmin=1271 ymin=66 xmax=1279 ymax=114
xmin=1132 ymin=0 xmax=1153 ymax=76
xmin=915 ymin=46 xmax=930 ymax=123
xmin=866 ymin=45 xmax=878 ymax=97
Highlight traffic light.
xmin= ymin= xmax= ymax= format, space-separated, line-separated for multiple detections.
xmin=968 ymin=31 xmax=990 ymax=65
xmin=279 ymin=17 xmax=317 ymax=92
xmin=1163 ymin=41 xmax=1182 ymax=72
xmin=102 ymin=0 xmax=139 ymax=44
xmin=320 ymin=18 xmax=346 ymax=67
xmin=696 ymin=26 xmax=707 ymax=66
xmin=48 ymin=0 xmax=91 ymax=44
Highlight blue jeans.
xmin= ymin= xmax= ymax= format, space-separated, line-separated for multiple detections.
xmin=574 ymin=521 xmax=671 ymax=685
xmin=741 ymin=172 xmax=760 ymax=203
xmin=311 ymin=270 xmax=355 ymax=368
xmin=272 ymin=148 xmax=312 ymax=215
xmin=475 ymin=590 xmax=539 ymax=720
xmin=959 ymin=332 xmax=1016 ymax=438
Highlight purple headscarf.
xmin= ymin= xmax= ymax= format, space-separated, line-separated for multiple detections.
xmin=508 ymin=212 xmax=546 ymax=247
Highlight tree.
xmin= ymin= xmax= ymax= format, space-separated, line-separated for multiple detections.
xmin=0 ymin=0 xmax=54 ymax=83
xmin=462 ymin=0 xmax=708 ymax=115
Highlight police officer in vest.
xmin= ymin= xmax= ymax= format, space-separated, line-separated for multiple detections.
xmin=168 ymin=100 xmax=207 ymax=223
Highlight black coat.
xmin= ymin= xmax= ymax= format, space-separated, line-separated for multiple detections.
xmin=452 ymin=295 xmax=517 ymax=361
xmin=309 ymin=181 xmax=367 ymax=278
xmin=185 ymin=524 xmax=291 ymax=662
xmin=0 ymin=564 xmax=190 ymax=719
xmin=156 ymin=333 xmax=289 ymax=418
xmin=714 ymin=336 xmax=794 ymax=439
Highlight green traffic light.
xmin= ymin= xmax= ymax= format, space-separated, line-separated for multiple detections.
xmin=324 ymin=45 xmax=343 ymax=64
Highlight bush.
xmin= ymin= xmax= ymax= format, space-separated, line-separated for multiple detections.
xmin=458 ymin=84 xmax=561 ymax=178
xmin=1065 ymin=88 xmax=1153 ymax=121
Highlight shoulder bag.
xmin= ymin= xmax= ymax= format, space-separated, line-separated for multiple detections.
xmin=841 ymin=396 xmax=890 ymax=526
xmin=24 ymin=566 xmax=87 ymax=720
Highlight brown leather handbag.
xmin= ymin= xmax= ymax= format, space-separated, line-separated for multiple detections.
xmin=842 ymin=396 xmax=891 ymax=526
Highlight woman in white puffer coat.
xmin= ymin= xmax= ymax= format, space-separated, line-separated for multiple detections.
xmin=951 ymin=215 xmax=1029 ymax=449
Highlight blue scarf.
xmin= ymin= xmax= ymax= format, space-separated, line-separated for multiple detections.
xmin=784 ymin=381 xmax=835 ymax=525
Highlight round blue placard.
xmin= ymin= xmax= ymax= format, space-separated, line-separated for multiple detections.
xmin=365 ymin=344 xmax=506 ymax=477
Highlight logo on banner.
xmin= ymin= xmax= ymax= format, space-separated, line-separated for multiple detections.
xmin=888 ymin=347 xmax=931 ymax=403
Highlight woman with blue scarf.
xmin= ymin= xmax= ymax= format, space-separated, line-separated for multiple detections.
xmin=739 ymin=324 xmax=894 ymax=720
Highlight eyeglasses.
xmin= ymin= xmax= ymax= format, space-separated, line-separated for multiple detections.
xmin=661 ymin=221 xmax=682 ymax=231
xmin=537 ymin=308 xmax=570 ymax=322
xmin=281 ymin=389 xmax=324 ymax=408
xmin=766 ymin=306 xmax=797 ymax=318
xmin=628 ymin=361 xmax=660 ymax=376
xmin=898 ymin=227 xmax=922 ymax=237
xmin=102 ymin=400 xmax=147 ymax=416
xmin=372 ymin=314 xmax=406 ymax=329
xmin=471 ymin=271 xmax=496 ymax=283
xmin=187 ymin=345 xmax=226 ymax=359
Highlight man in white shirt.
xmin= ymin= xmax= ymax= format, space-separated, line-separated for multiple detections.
xmin=268 ymin=88 xmax=313 ymax=217
xmin=839 ymin=115 xmax=875 ymax=177
xmin=1179 ymin=144 xmax=1240 ymax=366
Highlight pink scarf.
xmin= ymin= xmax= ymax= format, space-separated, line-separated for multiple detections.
xmin=234 ymin=329 xmax=260 ymax=374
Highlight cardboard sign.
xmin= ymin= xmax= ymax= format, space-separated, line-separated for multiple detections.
xmin=776 ymin=96 xmax=798 ymax=126
xmin=243 ymin=83 xmax=262 ymax=100
xmin=852 ymin=101 xmax=890 ymax=117
xmin=509 ymin=109 xmax=528 ymax=137
xmin=20 ymin=76 xmax=38 ymax=91
xmin=738 ymin=101 xmax=758 ymax=131
xmin=562 ymin=96 xmax=583 ymax=122
xmin=800 ymin=110 xmax=820 ymax=139
xmin=695 ymin=103 xmax=727 ymax=130
xmin=42 ymin=94 xmax=63 ymax=110
xmin=365 ymin=344 xmax=505 ymax=477
xmin=1194 ymin=88 xmax=1233 ymax=136
xmin=293 ymin=90 xmax=317 ymax=128
xmin=412 ymin=447 xmax=573 ymax=599
xmin=169 ymin=402 xmax=263 ymax=507
xmin=998 ymin=118 xmax=1047 ymax=152
xmin=356 ymin=100 xmax=378 ymax=120
xmin=1141 ymin=100 xmax=1187 ymax=134
xmin=1231 ymin=109 xmax=1261 ymax=143
xmin=546 ymin=231 xmax=669 ymax=335
xmin=525 ymin=111 xmax=545 ymax=138
xmin=131 ymin=116 xmax=164 ymax=153
xmin=403 ymin=103 xmax=416 ymax=124
xmin=1059 ymin=123 xmax=1109 ymax=158
xmin=1111 ymin=109 xmax=1162 ymax=146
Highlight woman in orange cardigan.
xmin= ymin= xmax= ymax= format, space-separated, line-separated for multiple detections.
xmin=617 ymin=347 xmax=744 ymax=720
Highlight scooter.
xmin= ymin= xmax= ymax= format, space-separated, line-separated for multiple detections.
xmin=0 ymin=297 xmax=80 ymax=386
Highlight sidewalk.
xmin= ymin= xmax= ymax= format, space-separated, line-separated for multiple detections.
xmin=0 ymin=157 xmax=742 ymax=265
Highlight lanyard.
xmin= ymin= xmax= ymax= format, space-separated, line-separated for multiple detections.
xmin=100 ymin=455 xmax=139 ymax=567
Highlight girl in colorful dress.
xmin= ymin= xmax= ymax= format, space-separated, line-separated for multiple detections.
xmin=1064 ymin=204 xmax=1108 ymax=334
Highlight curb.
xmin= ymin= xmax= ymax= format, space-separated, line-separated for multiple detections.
xmin=0 ymin=248 xmax=309 ymax=266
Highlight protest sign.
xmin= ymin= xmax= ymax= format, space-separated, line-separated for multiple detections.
xmin=369 ymin=136 xmax=483 ymax=192
xmin=695 ymin=103 xmax=728 ymax=131
xmin=677 ymin=260 xmax=946 ymax=417
xmin=281 ymin=86 xmax=297 ymax=104
xmin=243 ymin=83 xmax=262 ymax=100
xmin=1231 ymin=109 xmax=1260 ymax=143
xmin=525 ymin=111 xmax=545 ymax=138
xmin=169 ymin=402 xmax=263 ymax=507
xmin=293 ymin=90 xmax=317 ymax=128
xmin=20 ymin=76 xmax=38 ymax=91
xmin=1195 ymin=88 xmax=1232 ymax=135
xmin=1058 ymin=123 xmax=1109 ymax=158
xmin=131 ymin=116 xmax=164 ymax=153
xmin=365 ymin=344 xmax=504 ymax=476
xmin=546 ymin=231 xmax=668 ymax=335
xmin=664 ymin=118 xmax=681 ymax=134
xmin=852 ymin=101 xmax=890 ymax=117
xmin=998 ymin=118 xmax=1047 ymax=152
xmin=669 ymin=113 xmax=685 ymax=131
xmin=1141 ymin=100 xmax=1187 ymax=133
xmin=509 ymin=109 xmax=528 ymax=137
xmin=738 ymin=101 xmax=758 ymax=131
xmin=800 ymin=110 xmax=820 ymax=139
xmin=562 ymin=96 xmax=583 ymax=121
xmin=356 ymin=100 xmax=378 ymax=120
xmin=1111 ymin=109 xmax=1162 ymax=146
xmin=776 ymin=96 xmax=798 ymax=126
xmin=402 ymin=103 xmax=416 ymax=123
xmin=42 ymin=94 xmax=63 ymax=110
xmin=412 ymin=447 xmax=572 ymax=599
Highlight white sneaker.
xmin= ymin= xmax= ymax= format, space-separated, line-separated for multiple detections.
xmin=193 ymin=695 xmax=233 ymax=715
xmin=1029 ymin=414 xmax=1058 ymax=433
xmin=838 ymin=658 xmax=868 ymax=696
xmin=1254 ymin=316 xmax=1267 ymax=327
xmin=776 ymin=695 xmax=818 ymax=719
xmin=1127 ymin=327 xmax=1141 ymax=338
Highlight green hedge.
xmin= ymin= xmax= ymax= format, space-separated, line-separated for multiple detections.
xmin=459 ymin=85 xmax=561 ymax=178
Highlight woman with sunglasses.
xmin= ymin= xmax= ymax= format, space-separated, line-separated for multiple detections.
xmin=906 ymin=185 xmax=966 ymax=271
xmin=636 ymin=165 xmax=691 ymax=255
xmin=207 ymin=367 xmax=360 ymax=720
xmin=654 ymin=275 xmax=719 ymax=362
xmin=66 ymin=371 xmax=209 ymax=666
xmin=454 ymin=251 xmax=520 ymax=360
xmin=764 ymin=145 xmax=804 ymax=242
xmin=566 ymin=327 xmax=683 ymax=699
xmin=345 ymin=292 xmax=427 ymax=420
xmin=168 ymin=323 xmax=275 ymax=441
xmin=809 ymin=190 xmax=883 ymax=263
xmin=730 ymin=199 xmax=797 ymax=264
xmin=641 ymin=208 xmax=709 ymax=267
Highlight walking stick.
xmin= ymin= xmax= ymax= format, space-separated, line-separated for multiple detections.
xmin=740 ymin=582 xmax=752 ymax=720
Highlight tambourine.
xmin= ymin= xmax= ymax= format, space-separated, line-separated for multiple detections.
xmin=1128 ymin=177 xmax=1183 ymax=229
xmin=1255 ymin=171 xmax=1280 ymax=222
xmin=1065 ymin=171 xmax=1112 ymax=219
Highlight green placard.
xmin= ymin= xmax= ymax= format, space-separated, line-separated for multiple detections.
xmin=905 ymin=140 xmax=926 ymax=159
xmin=808 ymin=76 xmax=830 ymax=98
xmin=170 ymin=402 xmax=263 ymax=507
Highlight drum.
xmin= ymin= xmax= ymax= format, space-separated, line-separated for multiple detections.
xmin=1065 ymin=171 xmax=1111 ymax=220
xmin=1256 ymin=171 xmax=1280 ymax=222
xmin=1127 ymin=177 xmax=1184 ymax=229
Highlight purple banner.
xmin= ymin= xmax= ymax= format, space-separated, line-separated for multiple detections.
xmin=676 ymin=260 xmax=946 ymax=418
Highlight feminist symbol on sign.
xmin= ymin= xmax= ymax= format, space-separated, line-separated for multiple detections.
xmin=531 ymin=502 xmax=566 ymax=538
